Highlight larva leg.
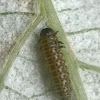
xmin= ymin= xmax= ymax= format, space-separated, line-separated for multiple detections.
xmin=59 ymin=45 xmax=66 ymax=48
xmin=54 ymin=31 xmax=59 ymax=35
xmin=58 ymin=41 xmax=64 ymax=44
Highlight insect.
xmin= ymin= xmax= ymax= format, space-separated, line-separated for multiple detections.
xmin=40 ymin=28 xmax=71 ymax=100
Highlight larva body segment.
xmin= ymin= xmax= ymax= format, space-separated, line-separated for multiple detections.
xmin=40 ymin=28 xmax=71 ymax=100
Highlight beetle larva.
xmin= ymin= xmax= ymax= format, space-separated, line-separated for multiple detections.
xmin=40 ymin=28 xmax=71 ymax=100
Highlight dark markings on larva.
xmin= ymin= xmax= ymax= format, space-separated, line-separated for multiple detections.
xmin=40 ymin=28 xmax=71 ymax=100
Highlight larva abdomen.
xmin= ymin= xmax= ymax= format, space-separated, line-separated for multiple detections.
xmin=40 ymin=28 xmax=71 ymax=100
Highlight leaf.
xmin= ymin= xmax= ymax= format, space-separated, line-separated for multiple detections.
xmin=0 ymin=0 xmax=100 ymax=100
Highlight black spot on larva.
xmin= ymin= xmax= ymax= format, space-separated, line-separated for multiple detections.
xmin=40 ymin=28 xmax=71 ymax=100
xmin=40 ymin=28 xmax=54 ymax=36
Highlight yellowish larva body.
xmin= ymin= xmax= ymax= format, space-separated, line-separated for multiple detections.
xmin=40 ymin=28 xmax=71 ymax=100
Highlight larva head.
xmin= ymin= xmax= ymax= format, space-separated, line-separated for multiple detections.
xmin=40 ymin=28 xmax=55 ymax=36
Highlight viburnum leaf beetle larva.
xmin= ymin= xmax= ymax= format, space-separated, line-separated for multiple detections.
xmin=40 ymin=28 xmax=71 ymax=100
